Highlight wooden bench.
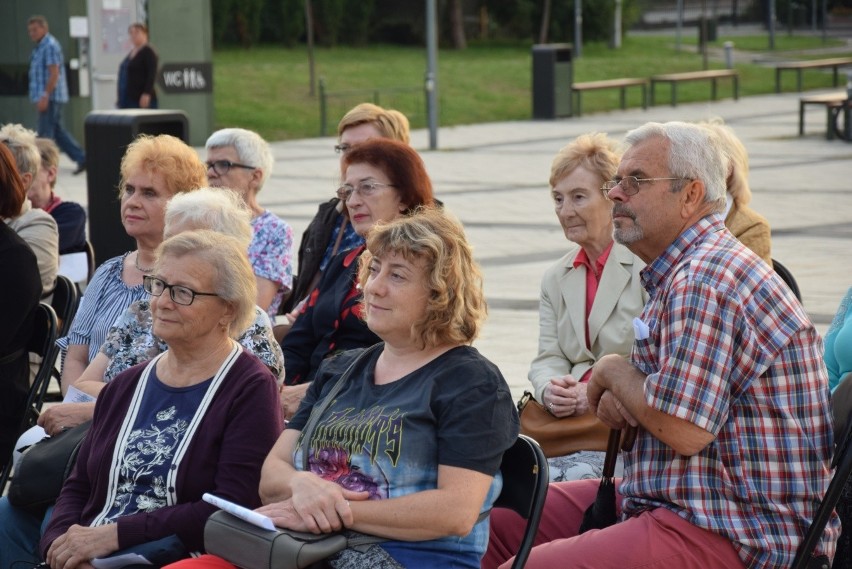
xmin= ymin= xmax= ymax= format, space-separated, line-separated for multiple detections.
xmin=571 ymin=78 xmax=648 ymax=116
xmin=775 ymin=57 xmax=852 ymax=93
xmin=799 ymin=91 xmax=850 ymax=139
xmin=649 ymin=69 xmax=739 ymax=107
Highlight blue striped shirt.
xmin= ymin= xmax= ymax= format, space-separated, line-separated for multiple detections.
xmin=57 ymin=253 xmax=146 ymax=363
xmin=29 ymin=32 xmax=69 ymax=103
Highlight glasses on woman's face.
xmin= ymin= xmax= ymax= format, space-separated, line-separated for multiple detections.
xmin=336 ymin=181 xmax=395 ymax=202
xmin=143 ymin=275 xmax=219 ymax=306
xmin=601 ymin=176 xmax=690 ymax=198
xmin=205 ymin=160 xmax=256 ymax=176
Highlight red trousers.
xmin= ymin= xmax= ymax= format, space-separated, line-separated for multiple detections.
xmin=482 ymin=479 xmax=746 ymax=569
xmin=164 ymin=555 xmax=235 ymax=569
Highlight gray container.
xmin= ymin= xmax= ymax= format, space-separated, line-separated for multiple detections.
xmin=84 ymin=110 xmax=188 ymax=266
xmin=532 ymin=44 xmax=573 ymax=120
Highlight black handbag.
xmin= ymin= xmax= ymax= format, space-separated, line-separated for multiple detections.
xmin=8 ymin=420 xmax=92 ymax=513
xmin=204 ymin=346 xmax=385 ymax=569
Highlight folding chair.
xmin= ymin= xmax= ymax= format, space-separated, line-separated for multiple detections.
xmin=43 ymin=275 xmax=80 ymax=402
xmin=0 ymin=303 xmax=60 ymax=492
xmin=790 ymin=397 xmax=852 ymax=569
xmin=51 ymin=274 xmax=80 ymax=338
xmin=493 ymin=434 xmax=549 ymax=569
xmin=772 ymin=258 xmax=802 ymax=302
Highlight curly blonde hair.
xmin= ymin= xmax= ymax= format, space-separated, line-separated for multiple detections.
xmin=549 ymin=132 xmax=622 ymax=189
xmin=358 ymin=207 xmax=486 ymax=349
xmin=119 ymin=134 xmax=207 ymax=197
xmin=700 ymin=119 xmax=751 ymax=206
xmin=337 ymin=103 xmax=411 ymax=144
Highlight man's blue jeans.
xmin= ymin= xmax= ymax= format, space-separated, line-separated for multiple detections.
xmin=37 ymin=100 xmax=85 ymax=167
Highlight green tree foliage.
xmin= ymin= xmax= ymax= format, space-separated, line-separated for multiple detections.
xmin=212 ymin=0 xmax=264 ymax=46
xmin=259 ymin=0 xmax=305 ymax=46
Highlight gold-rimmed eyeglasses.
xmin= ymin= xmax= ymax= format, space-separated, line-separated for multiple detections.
xmin=601 ymin=176 xmax=691 ymax=197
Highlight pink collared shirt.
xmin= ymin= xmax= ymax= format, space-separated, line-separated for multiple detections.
xmin=572 ymin=241 xmax=614 ymax=382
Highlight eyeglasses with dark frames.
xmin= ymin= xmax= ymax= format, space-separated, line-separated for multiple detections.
xmin=143 ymin=275 xmax=220 ymax=306
xmin=336 ymin=181 xmax=395 ymax=201
xmin=205 ymin=160 xmax=256 ymax=176
xmin=601 ymin=176 xmax=691 ymax=197
xmin=334 ymin=143 xmax=351 ymax=154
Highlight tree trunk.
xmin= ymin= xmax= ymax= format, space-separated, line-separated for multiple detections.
xmin=539 ymin=0 xmax=552 ymax=44
xmin=449 ymin=0 xmax=467 ymax=49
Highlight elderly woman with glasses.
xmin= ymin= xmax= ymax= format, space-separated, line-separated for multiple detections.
xmin=205 ymin=128 xmax=294 ymax=318
xmin=279 ymin=138 xmax=433 ymax=418
xmin=0 ymin=230 xmax=283 ymax=568
xmin=35 ymin=188 xmax=285 ymax=436
xmin=57 ymin=134 xmax=207 ymax=389
xmin=526 ymin=133 xmax=647 ymax=482
xmin=281 ymin=103 xmax=411 ymax=325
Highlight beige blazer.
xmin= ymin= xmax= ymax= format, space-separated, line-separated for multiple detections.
xmin=725 ymin=202 xmax=772 ymax=265
xmin=528 ymin=243 xmax=648 ymax=402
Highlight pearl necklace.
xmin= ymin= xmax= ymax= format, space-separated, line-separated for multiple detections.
xmin=134 ymin=251 xmax=155 ymax=273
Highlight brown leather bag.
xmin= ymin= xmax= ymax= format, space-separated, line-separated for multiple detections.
xmin=517 ymin=391 xmax=610 ymax=458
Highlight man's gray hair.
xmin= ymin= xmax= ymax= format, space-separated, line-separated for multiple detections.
xmin=624 ymin=121 xmax=728 ymax=212
xmin=205 ymin=128 xmax=274 ymax=190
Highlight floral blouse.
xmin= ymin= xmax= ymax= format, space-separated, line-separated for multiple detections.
xmin=100 ymin=299 xmax=284 ymax=382
xmin=250 ymin=210 xmax=294 ymax=317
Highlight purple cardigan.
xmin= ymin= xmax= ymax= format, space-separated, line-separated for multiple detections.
xmin=40 ymin=350 xmax=283 ymax=557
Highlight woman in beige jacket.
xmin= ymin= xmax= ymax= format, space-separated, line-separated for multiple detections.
xmin=529 ymin=133 xmax=647 ymax=481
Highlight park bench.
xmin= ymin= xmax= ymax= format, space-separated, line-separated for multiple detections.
xmin=798 ymin=91 xmax=850 ymax=139
xmin=775 ymin=57 xmax=852 ymax=93
xmin=571 ymin=78 xmax=648 ymax=116
xmin=649 ymin=69 xmax=739 ymax=107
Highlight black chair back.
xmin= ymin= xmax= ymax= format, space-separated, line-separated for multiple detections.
xmin=790 ymin=399 xmax=852 ymax=569
xmin=51 ymin=274 xmax=80 ymax=338
xmin=0 ymin=303 xmax=60 ymax=493
xmin=772 ymin=258 xmax=802 ymax=301
xmin=493 ymin=434 xmax=549 ymax=569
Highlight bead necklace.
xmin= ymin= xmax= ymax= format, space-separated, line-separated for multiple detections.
xmin=134 ymin=251 xmax=155 ymax=273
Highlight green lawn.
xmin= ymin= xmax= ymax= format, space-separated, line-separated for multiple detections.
xmin=213 ymin=34 xmax=849 ymax=141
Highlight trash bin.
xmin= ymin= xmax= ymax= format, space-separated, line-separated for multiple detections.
xmin=84 ymin=110 xmax=189 ymax=266
xmin=532 ymin=44 xmax=573 ymax=120
xmin=698 ymin=19 xmax=718 ymax=46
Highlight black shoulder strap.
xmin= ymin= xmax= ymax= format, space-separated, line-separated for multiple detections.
xmin=301 ymin=343 xmax=383 ymax=471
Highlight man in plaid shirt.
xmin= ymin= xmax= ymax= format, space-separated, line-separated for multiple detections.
xmin=484 ymin=121 xmax=838 ymax=569
xmin=27 ymin=15 xmax=86 ymax=175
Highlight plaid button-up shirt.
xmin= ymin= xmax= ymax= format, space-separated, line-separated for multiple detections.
xmin=621 ymin=214 xmax=838 ymax=569
xmin=29 ymin=32 xmax=69 ymax=104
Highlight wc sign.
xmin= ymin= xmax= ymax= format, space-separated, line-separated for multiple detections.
xmin=159 ymin=63 xmax=213 ymax=93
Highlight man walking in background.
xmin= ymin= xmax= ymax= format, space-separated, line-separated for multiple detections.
xmin=27 ymin=15 xmax=86 ymax=175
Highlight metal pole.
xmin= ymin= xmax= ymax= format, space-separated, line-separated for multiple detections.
xmin=676 ymin=0 xmax=684 ymax=51
xmin=426 ymin=0 xmax=439 ymax=150
xmin=701 ymin=0 xmax=708 ymax=70
xmin=574 ymin=0 xmax=582 ymax=58
xmin=305 ymin=0 xmax=316 ymax=96
xmin=821 ymin=0 xmax=827 ymax=42
xmin=769 ymin=0 xmax=776 ymax=50
xmin=613 ymin=0 xmax=622 ymax=49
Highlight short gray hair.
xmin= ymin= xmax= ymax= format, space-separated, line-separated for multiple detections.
xmin=205 ymin=128 xmax=274 ymax=190
xmin=156 ymin=230 xmax=256 ymax=338
xmin=164 ymin=187 xmax=252 ymax=248
xmin=624 ymin=121 xmax=727 ymax=212
xmin=0 ymin=124 xmax=40 ymax=180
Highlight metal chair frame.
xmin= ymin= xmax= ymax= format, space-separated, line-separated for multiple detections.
xmin=0 ymin=303 xmax=60 ymax=492
xmin=493 ymin=434 xmax=549 ymax=569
